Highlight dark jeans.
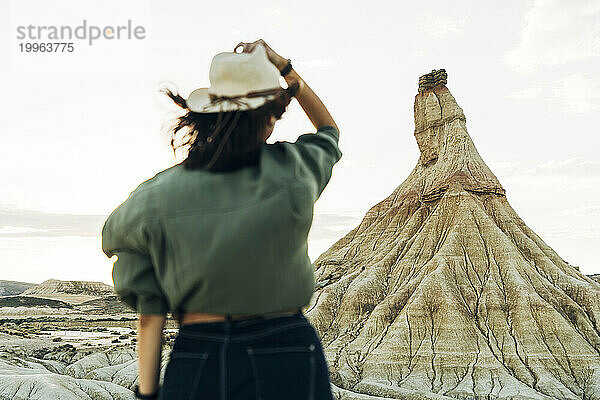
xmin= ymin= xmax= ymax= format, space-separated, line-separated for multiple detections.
xmin=159 ymin=311 xmax=334 ymax=400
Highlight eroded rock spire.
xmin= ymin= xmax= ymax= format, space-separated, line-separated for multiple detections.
xmin=305 ymin=70 xmax=600 ymax=400
xmin=413 ymin=70 xmax=505 ymax=200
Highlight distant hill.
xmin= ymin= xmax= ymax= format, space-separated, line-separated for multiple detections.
xmin=0 ymin=279 xmax=136 ymax=314
xmin=19 ymin=279 xmax=115 ymax=306
xmin=77 ymin=295 xmax=133 ymax=314
xmin=0 ymin=295 xmax=73 ymax=308
xmin=0 ymin=280 xmax=37 ymax=296
xmin=588 ymin=274 xmax=600 ymax=284
xmin=22 ymin=279 xmax=114 ymax=297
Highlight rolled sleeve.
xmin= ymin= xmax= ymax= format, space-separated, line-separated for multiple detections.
xmin=292 ymin=125 xmax=343 ymax=200
xmin=109 ymin=250 xmax=168 ymax=314
xmin=102 ymin=191 xmax=169 ymax=315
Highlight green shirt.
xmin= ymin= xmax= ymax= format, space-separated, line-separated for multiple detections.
xmin=101 ymin=126 xmax=342 ymax=315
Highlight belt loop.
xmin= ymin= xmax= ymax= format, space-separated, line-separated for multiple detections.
xmin=225 ymin=314 xmax=232 ymax=333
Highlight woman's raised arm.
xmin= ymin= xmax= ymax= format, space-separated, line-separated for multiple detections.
xmin=234 ymin=39 xmax=339 ymax=132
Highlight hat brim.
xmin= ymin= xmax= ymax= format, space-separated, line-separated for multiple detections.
xmin=186 ymin=88 xmax=278 ymax=113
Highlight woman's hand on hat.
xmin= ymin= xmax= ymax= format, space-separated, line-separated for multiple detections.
xmin=234 ymin=39 xmax=288 ymax=72
xmin=234 ymin=39 xmax=337 ymax=133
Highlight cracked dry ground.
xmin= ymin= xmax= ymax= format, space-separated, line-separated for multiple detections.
xmin=0 ymin=342 xmax=145 ymax=400
xmin=304 ymin=78 xmax=600 ymax=400
xmin=0 ymin=329 xmax=180 ymax=400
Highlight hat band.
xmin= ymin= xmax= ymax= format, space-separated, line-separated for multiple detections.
xmin=208 ymin=87 xmax=284 ymax=102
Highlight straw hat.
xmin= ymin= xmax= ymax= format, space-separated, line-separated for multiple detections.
xmin=186 ymin=43 xmax=284 ymax=113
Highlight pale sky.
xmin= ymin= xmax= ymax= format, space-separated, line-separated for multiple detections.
xmin=1 ymin=0 xmax=599 ymax=285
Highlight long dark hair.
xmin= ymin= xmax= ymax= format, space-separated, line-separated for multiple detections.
xmin=162 ymin=81 xmax=300 ymax=172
